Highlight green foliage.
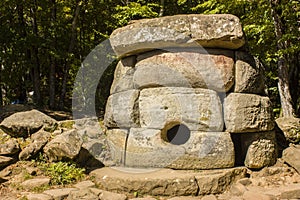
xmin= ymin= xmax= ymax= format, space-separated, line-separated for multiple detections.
xmin=40 ymin=161 xmax=85 ymax=185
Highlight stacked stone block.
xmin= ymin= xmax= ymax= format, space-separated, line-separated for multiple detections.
xmin=104 ymin=14 xmax=277 ymax=170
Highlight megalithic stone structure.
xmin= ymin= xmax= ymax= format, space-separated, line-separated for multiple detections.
xmin=104 ymin=14 xmax=277 ymax=170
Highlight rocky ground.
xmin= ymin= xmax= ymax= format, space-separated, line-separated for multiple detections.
xmin=0 ymin=158 xmax=300 ymax=200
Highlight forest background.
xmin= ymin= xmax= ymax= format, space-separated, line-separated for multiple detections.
xmin=0 ymin=0 xmax=299 ymax=118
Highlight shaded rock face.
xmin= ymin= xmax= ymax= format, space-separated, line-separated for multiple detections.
xmin=103 ymin=14 xmax=276 ymax=170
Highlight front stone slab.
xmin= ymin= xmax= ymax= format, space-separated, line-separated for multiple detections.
xmin=134 ymin=49 xmax=234 ymax=92
xmin=110 ymin=14 xmax=245 ymax=57
xmin=90 ymin=167 xmax=247 ymax=196
xmin=139 ymin=87 xmax=223 ymax=131
xmin=104 ymin=90 xmax=140 ymax=128
xmin=224 ymin=93 xmax=274 ymax=133
xmin=125 ymin=129 xmax=234 ymax=169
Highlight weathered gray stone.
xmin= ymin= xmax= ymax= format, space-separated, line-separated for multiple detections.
xmin=26 ymin=193 xmax=53 ymax=200
xmin=104 ymin=90 xmax=140 ymax=128
xmin=224 ymin=93 xmax=274 ymax=133
xmin=21 ymin=178 xmax=50 ymax=189
xmin=19 ymin=130 xmax=51 ymax=160
xmin=282 ymin=145 xmax=300 ymax=173
xmin=91 ymin=167 xmax=199 ymax=196
xmin=43 ymin=130 xmax=83 ymax=162
xmin=43 ymin=188 xmax=77 ymax=200
xmin=234 ymin=51 xmax=266 ymax=94
xmin=241 ymin=131 xmax=277 ymax=169
xmin=139 ymin=87 xmax=223 ymax=131
xmin=125 ymin=129 xmax=234 ymax=169
xmin=73 ymin=180 xmax=95 ymax=189
xmin=134 ymin=49 xmax=234 ymax=92
xmin=67 ymin=188 xmax=99 ymax=200
xmin=0 ymin=109 xmax=57 ymax=138
xmin=110 ymin=14 xmax=245 ymax=57
xmin=276 ymin=117 xmax=300 ymax=144
xmin=110 ymin=56 xmax=136 ymax=94
xmin=0 ymin=138 xmax=19 ymax=156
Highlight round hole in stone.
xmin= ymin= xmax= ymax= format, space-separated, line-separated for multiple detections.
xmin=165 ymin=124 xmax=190 ymax=145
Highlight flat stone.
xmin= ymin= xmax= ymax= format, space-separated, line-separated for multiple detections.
xmin=73 ymin=180 xmax=95 ymax=189
xmin=168 ymin=197 xmax=201 ymax=200
xmin=282 ymin=145 xmax=300 ymax=173
xmin=134 ymin=49 xmax=234 ymax=92
xmin=229 ymin=182 xmax=247 ymax=196
xmin=43 ymin=188 xmax=77 ymax=200
xmin=21 ymin=178 xmax=50 ymax=189
xmin=0 ymin=138 xmax=19 ymax=156
xmin=234 ymin=51 xmax=266 ymax=94
xmin=201 ymin=195 xmax=218 ymax=200
xmin=91 ymin=167 xmax=198 ymax=196
xmin=280 ymin=183 xmax=300 ymax=199
xmin=90 ymin=167 xmax=246 ymax=196
xmin=242 ymin=131 xmax=277 ymax=169
xmin=104 ymin=90 xmax=140 ymax=128
xmin=0 ymin=109 xmax=57 ymax=138
xmin=0 ymin=156 xmax=14 ymax=169
xmin=100 ymin=190 xmax=127 ymax=200
xmin=224 ymin=93 xmax=274 ymax=133
xmin=243 ymin=191 xmax=276 ymax=200
xmin=26 ymin=193 xmax=53 ymax=200
xmin=139 ymin=87 xmax=223 ymax=131
xmin=110 ymin=56 xmax=136 ymax=94
xmin=110 ymin=14 xmax=244 ymax=57
xmin=67 ymin=188 xmax=99 ymax=200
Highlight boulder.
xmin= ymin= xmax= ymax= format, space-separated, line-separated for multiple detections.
xmin=104 ymin=90 xmax=140 ymax=128
xmin=134 ymin=49 xmax=234 ymax=92
xmin=282 ymin=145 xmax=300 ymax=173
xmin=241 ymin=131 xmax=277 ymax=169
xmin=0 ymin=138 xmax=20 ymax=156
xmin=126 ymin=129 xmax=234 ymax=169
xmin=276 ymin=117 xmax=300 ymax=144
xmin=139 ymin=87 xmax=223 ymax=131
xmin=0 ymin=109 xmax=57 ymax=138
xmin=19 ymin=130 xmax=51 ymax=160
xmin=110 ymin=14 xmax=245 ymax=57
xmin=224 ymin=93 xmax=274 ymax=133
xmin=110 ymin=56 xmax=136 ymax=94
xmin=234 ymin=51 xmax=266 ymax=94
xmin=43 ymin=130 xmax=83 ymax=162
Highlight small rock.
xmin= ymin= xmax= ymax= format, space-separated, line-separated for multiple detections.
xmin=26 ymin=193 xmax=52 ymax=200
xmin=21 ymin=178 xmax=50 ymax=190
xmin=67 ymin=188 xmax=99 ymax=200
xmin=201 ymin=195 xmax=218 ymax=200
xmin=237 ymin=178 xmax=252 ymax=186
xmin=0 ymin=138 xmax=20 ymax=155
xmin=282 ymin=145 xmax=300 ymax=173
xmin=73 ymin=180 xmax=95 ymax=189
xmin=100 ymin=190 xmax=127 ymax=200
xmin=230 ymin=183 xmax=247 ymax=196
xmin=167 ymin=197 xmax=201 ymax=200
xmin=280 ymin=183 xmax=300 ymax=199
xmin=243 ymin=191 xmax=276 ymax=200
xmin=0 ymin=156 xmax=14 ymax=169
xmin=276 ymin=117 xmax=300 ymax=144
xmin=130 ymin=198 xmax=157 ymax=200
xmin=43 ymin=188 xmax=77 ymax=200
xmin=43 ymin=129 xmax=83 ymax=162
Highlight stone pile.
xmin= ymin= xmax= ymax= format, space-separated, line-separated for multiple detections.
xmin=104 ymin=14 xmax=277 ymax=170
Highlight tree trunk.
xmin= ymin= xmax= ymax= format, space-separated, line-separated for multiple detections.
xmin=59 ymin=0 xmax=81 ymax=109
xmin=31 ymin=0 xmax=42 ymax=106
xmin=270 ymin=0 xmax=295 ymax=117
xmin=159 ymin=0 xmax=165 ymax=17
xmin=49 ymin=0 xmax=57 ymax=109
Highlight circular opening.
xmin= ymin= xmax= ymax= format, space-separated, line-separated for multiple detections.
xmin=165 ymin=124 xmax=190 ymax=145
